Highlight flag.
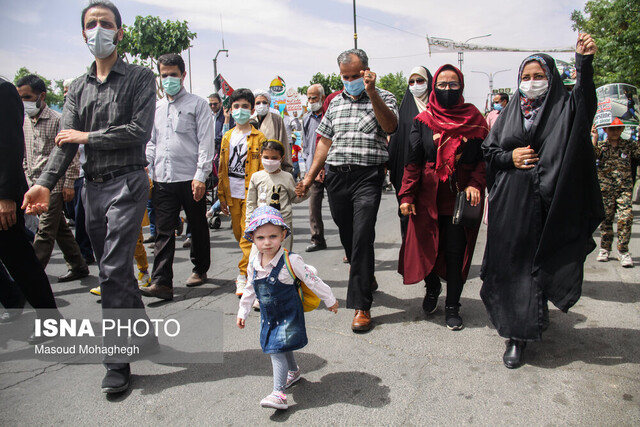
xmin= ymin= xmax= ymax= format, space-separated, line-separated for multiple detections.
xmin=214 ymin=74 xmax=234 ymax=109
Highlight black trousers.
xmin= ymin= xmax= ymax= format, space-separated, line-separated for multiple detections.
xmin=0 ymin=210 xmax=56 ymax=312
xmin=425 ymin=216 xmax=467 ymax=307
xmin=152 ymin=181 xmax=210 ymax=287
xmin=325 ymin=165 xmax=385 ymax=310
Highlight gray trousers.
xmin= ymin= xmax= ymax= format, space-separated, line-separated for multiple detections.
xmin=33 ymin=191 xmax=86 ymax=270
xmin=82 ymin=170 xmax=149 ymax=369
xmin=308 ymin=181 xmax=326 ymax=245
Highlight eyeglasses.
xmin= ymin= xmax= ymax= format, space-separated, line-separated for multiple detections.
xmin=408 ymin=78 xmax=426 ymax=86
xmin=435 ymin=82 xmax=461 ymax=90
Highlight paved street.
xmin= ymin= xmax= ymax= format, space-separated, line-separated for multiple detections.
xmin=1 ymin=191 xmax=639 ymax=425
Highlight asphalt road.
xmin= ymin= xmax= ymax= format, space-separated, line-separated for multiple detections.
xmin=1 ymin=190 xmax=639 ymax=425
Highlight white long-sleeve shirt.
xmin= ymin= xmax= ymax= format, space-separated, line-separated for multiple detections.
xmin=238 ymin=247 xmax=336 ymax=320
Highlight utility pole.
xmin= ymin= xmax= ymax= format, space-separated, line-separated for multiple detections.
xmin=458 ymin=34 xmax=491 ymax=70
xmin=353 ymin=0 xmax=357 ymax=49
xmin=212 ymin=49 xmax=229 ymax=79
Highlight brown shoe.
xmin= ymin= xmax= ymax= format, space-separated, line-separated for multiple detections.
xmin=139 ymin=283 xmax=173 ymax=300
xmin=186 ymin=272 xmax=207 ymax=287
xmin=351 ymin=310 xmax=372 ymax=332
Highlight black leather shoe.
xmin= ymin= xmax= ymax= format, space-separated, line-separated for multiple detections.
xmin=101 ymin=365 xmax=131 ymax=393
xmin=57 ymin=266 xmax=90 ymax=283
xmin=503 ymin=339 xmax=526 ymax=369
xmin=139 ymin=283 xmax=173 ymax=300
xmin=305 ymin=242 xmax=327 ymax=252
xmin=0 ymin=309 xmax=24 ymax=324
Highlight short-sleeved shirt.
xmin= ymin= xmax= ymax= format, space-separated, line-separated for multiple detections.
xmin=316 ymin=88 xmax=398 ymax=166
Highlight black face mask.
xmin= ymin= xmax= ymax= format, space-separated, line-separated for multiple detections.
xmin=435 ymin=88 xmax=461 ymax=108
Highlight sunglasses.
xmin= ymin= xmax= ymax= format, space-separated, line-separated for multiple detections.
xmin=408 ymin=78 xmax=426 ymax=85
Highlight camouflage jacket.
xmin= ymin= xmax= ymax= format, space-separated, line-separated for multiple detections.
xmin=594 ymin=138 xmax=640 ymax=190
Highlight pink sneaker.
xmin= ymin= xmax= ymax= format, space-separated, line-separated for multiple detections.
xmin=260 ymin=392 xmax=288 ymax=410
xmin=285 ymin=368 xmax=301 ymax=388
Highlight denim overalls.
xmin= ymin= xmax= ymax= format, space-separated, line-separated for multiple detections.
xmin=254 ymin=255 xmax=308 ymax=354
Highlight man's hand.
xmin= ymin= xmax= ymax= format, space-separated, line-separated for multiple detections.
xmin=315 ymin=168 xmax=325 ymax=183
xmin=62 ymin=187 xmax=75 ymax=202
xmin=296 ymin=179 xmax=310 ymax=197
xmin=55 ymin=129 xmax=89 ymax=147
xmin=361 ymin=69 xmax=377 ymax=94
xmin=0 ymin=199 xmax=17 ymax=230
xmin=192 ymin=179 xmax=206 ymax=202
xmin=576 ymin=33 xmax=597 ymax=56
xmin=22 ymin=185 xmax=51 ymax=215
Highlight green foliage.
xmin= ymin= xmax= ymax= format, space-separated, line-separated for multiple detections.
xmin=298 ymin=71 xmax=408 ymax=104
xmin=571 ymin=0 xmax=640 ymax=88
xmin=13 ymin=66 xmax=65 ymax=109
xmin=377 ymin=72 xmax=407 ymax=105
xmin=298 ymin=72 xmax=343 ymax=96
xmin=119 ymin=15 xmax=197 ymax=70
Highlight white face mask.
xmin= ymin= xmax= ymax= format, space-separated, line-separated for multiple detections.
xmin=261 ymin=158 xmax=281 ymax=173
xmin=519 ymin=80 xmax=549 ymax=99
xmin=409 ymin=82 xmax=428 ymax=97
xmin=85 ymin=26 xmax=117 ymax=59
xmin=23 ymin=101 xmax=40 ymax=117
xmin=309 ymin=102 xmax=322 ymax=112
xmin=255 ymin=104 xmax=269 ymax=116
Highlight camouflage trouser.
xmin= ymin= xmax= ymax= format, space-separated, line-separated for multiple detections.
xmin=600 ymin=189 xmax=633 ymax=252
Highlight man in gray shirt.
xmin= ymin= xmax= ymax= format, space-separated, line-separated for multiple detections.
xmin=141 ymin=53 xmax=214 ymax=300
xmin=22 ymin=0 xmax=156 ymax=394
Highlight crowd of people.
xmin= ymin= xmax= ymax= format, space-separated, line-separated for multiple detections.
xmin=1 ymin=0 xmax=638 ymax=409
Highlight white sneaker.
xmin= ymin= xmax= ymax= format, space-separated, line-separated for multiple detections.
xmin=285 ymin=368 xmax=301 ymax=388
xmin=235 ymin=274 xmax=247 ymax=297
xmin=596 ymin=249 xmax=609 ymax=262
xmin=138 ymin=271 xmax=151 ymax=287
xmin=260 ymin=392 xmax=288 ymax=410
xmin=618 ymin=252 xmax=634 ymax=268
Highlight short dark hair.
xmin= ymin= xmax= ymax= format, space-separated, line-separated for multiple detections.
xmin=16 ymin=74 xmax=47 ymax=94
xmin=230 ymin=88 xmax=255 ymax=109
xmin=81 ymin=1 xmax=122 ymax=29
xmin=261 ymin=140 xmax=285 ymax=157
xmin=157 ymin=53 xmax=185 ymax=74
xmin=208 ymin=93 xmax=221 ymax=102
xmin=497 ymin=92 xmax=509 ymax=103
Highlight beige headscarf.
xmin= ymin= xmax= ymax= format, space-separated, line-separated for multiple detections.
xmin=409 ymin=66 xmax=430 ymax=112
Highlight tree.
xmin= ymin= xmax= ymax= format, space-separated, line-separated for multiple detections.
xmin=298 ymin=72 xmax=343 ymax=96
xmin=118 ymin=15 xmax=197 ymax=70
xmin=571 ymin=0 xmax=640 ymax=88
xmin=13 ymin=67 xmax=65 ymax=110
xmin=377 ymin=72 xmax=407 ymax=105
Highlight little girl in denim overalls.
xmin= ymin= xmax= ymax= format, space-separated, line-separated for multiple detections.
xmin=237 ymin=206 xmax=338 ymax=410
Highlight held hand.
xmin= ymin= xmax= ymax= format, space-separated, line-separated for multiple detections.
xmin=399 ymin=202 xmax=416 ymax=216
xmin=22 ymin=185 xmax=51 ymax=215
xmin=62 ymin=187 xmax=75 ymax=202
xmin=327 ymin=301 xmax=339 ymax=313
xmin=220 ymin=200 xmax=230 ymax=216
xmin=576 ymin=33 xmax=597 ymax=56
xmin=0 ymin=199 xmax=17 ymax=230
xmin=237 ymin=317 xmax=245 ymax=329
xmin=512 ymin=146 xmax=539 ymax=169
xmin=361 ymin=70 xmax=377 ymax=94
xmin=465 ymin=186 xmax=481 ymax=206
xmin=295 ymin=180 xmax=310 ymax=197
xmin=192 ymin=179 xmax=206 ymax=202
xmin=55 ymin=129 xmax=89 ymax=147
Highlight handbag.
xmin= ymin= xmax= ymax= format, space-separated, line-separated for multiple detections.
xmin=451 ymin=170 xmax=482 ymax=227
xmin=282 ymin=249 xmax=321 ymax=312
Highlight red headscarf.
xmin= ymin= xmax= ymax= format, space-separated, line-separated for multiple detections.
xmin=416 ymin=64 xmax=489 ymax=181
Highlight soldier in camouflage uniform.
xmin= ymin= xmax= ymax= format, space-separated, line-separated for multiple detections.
xmin=593 ymin=117 xmax=640 ymax=267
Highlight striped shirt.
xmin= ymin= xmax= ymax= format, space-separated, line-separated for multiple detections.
xmin=37 ymin=57 xmax=156 ymax=189
xmin=23 ymin=106 xmax=79 ymax=193
xmin=316 ymin=88 xmax=397 ymax=166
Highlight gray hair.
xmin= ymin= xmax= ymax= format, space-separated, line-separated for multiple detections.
xmin=308 ymin=83 xmax=325 ymax=97
xmin=337 ymin=49 xmax=368 ymax=69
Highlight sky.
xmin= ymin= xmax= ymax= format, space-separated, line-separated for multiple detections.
xmin=0 ymin=0 xmax=590 ymax=111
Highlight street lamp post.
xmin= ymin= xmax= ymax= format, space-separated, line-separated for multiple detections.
xmin=470 ymin=69 xmax=511 ymax=94
xmin=212 ymin=49 xmax=229 ymax=79
xmin=458 ymin=34 xmax=491 ymax=70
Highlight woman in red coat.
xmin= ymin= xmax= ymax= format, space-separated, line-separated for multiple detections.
xmin=398 ymin=64 xmax=488 ymax=330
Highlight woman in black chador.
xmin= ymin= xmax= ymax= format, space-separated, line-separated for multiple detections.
xmin=481 ymin=33 xmax=604 ymax=369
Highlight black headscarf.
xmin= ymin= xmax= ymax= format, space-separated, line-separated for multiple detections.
xmin=481 ymin=53 xmax=604 ymax=340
